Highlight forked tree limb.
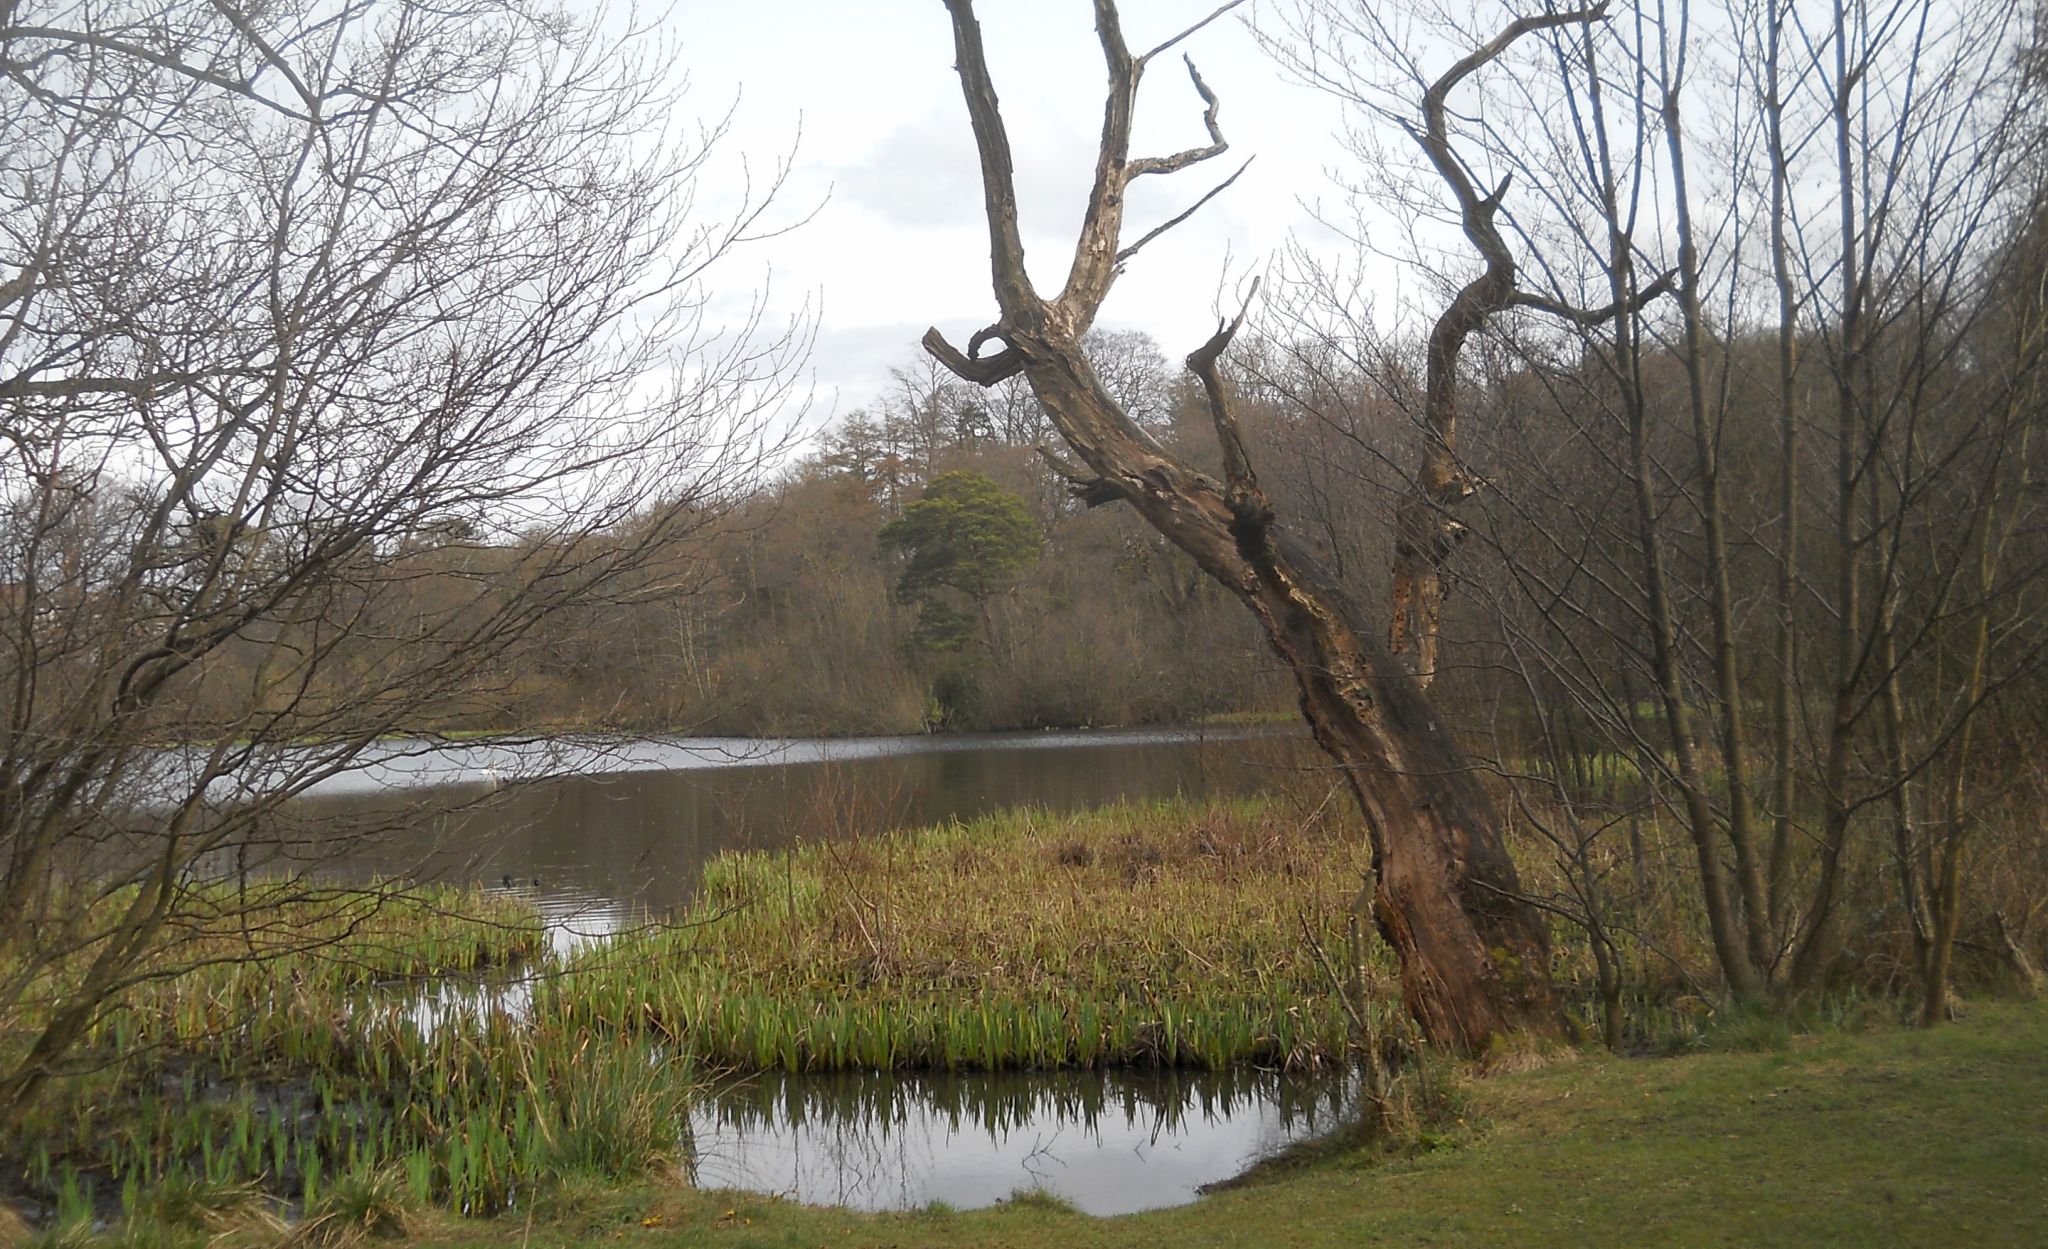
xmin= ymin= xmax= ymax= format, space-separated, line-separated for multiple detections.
xmin=1059 ymin=1 xmax=1241 ymax=327
xmin=1137 ymin=0 xmax=1246 ymax=66
xmin=925 ymin=0 xmax=1563 ymax=1054
xmin=1186 ymin=277 xmax=1267 ymax=523
xmin=1128 ymin=56 xmax=1230 ymax=178
xmin=1415 ymin=5 xmax=1611 ymax=229
xmin=1118 ymin=155 xmax=1253 ymax=266
xmin=1391 ymin=1 xmax=1672 ymax=688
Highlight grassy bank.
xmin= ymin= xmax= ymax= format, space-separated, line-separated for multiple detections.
xmin=400 ymin=996 xmax=2048 ymax=1249
xmin=549 ymin=796 xmax=1382 ymax=1071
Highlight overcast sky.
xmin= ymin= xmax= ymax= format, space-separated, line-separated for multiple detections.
xmin=680 ymin=1 xmax=1369 ymax=416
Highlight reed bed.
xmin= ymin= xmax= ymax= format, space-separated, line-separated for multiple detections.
xmin=16 ymin=1015 xmax=691 ymax=1223
xmin=3 ymin=885 xmax=686 ymax=1224
xmin=550 ymin=797 xmax=1393 ymax=1072
xmin=15 ymin=884 xmax=546 ymax=1076
xmin=2 ymin=798 xmax=1392 ymax=1228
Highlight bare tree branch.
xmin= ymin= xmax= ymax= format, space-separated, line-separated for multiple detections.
xmin=1186 ymin=277 xmax=1266 ymax=516
xmin=941 ymin=0 xmax=1036 ymax=312
xmin=1117 ymin=156 xmax=1253 ymax=265
xmin=1137 ymin=0 xmax=1247 ymax=67
xmin=1507 ymin=269 xmax=1678 ymax=324
xmin=921 ymin=326 xmax=1025 ymax=386
xmin=1127 ymin=56 xmax=1230 ymax=178
xmin=1388 ymin=1 xmax=1627 ymax=688
xmin=0 ymin=23 xmax=314 ymax=120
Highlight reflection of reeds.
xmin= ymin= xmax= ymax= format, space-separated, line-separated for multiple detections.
xmin=549 ymin=796 xmax=1396 ymax=1072
xmin=702 ymin=1065 xmax=1367 ymax=1145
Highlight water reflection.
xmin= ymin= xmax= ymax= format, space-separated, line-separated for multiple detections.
xmin=293 ymin=728 xmax=1289 ymax=799
xmin=403 ymin=886 xmax=642 ymax=1033
xmin=688 ymin=1066 xmax=1363 ymax=1216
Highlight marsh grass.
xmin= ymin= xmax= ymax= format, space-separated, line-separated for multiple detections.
xmin=0 ymin=799 xmax=1394 ymax=1227
xmin=1 ymin=885 xmax=686 ymax=1224
xmin=550 ymin=797 xmax=1390 ymax=1071
xmin=5 ymin=882 xmax=546 ymax=1094
xmin=18 ymin=1216 xmax=96 ymax=1249
xmin=48 ymin=1014 xmax=690 ymax=1218
xmin=999 ymin=1187 xmax=1079 ymax=1214
xmin=291 ymin=1166 xmax=414 ymax=1245
xmin=116 ymin=1176 xmax=278 ymax=1235
xmin=7 ymin=793 xmax=1724 ymax=1234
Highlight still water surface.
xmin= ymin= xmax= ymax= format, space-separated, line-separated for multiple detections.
xmin=310 ymin=726 xmax=1351 ymax=1214
xmin=690 ymin=1066 xmax=1363 ymax=1216
xmin=306 ymin=726 xmax=1310 ymax=929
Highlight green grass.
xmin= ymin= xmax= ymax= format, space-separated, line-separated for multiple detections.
xmin=391 ymin=996 xmax=2048 ymax=1249
xmin=547 ymin=797 xmax=1385 ymax=1071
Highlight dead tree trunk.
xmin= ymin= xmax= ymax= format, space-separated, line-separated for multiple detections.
xmin=924 ymin=0 xmax=1564 ymax=1053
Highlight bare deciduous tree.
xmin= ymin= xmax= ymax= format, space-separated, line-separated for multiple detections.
xmin=1267 ymin=0 xmax=2044 ymax=1015
xmin=0 ymin=0 xmax=804 ymax=1122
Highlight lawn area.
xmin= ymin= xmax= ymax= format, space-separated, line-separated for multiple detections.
xmin=408 ymin=997 xmax=2047 ymax=1249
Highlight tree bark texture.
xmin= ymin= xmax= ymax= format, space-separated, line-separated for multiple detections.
xmin=926 ymin=0 xmax=1564 ymax=1053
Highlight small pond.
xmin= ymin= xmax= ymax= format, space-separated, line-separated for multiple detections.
xmin=689 ymin=1066 xmax=1364 ymax=1216
xmin=302 ymin=725 xmax=1355 ymax=1215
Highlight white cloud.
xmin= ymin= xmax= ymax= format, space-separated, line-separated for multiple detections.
xmin=832 ymin=114 xmax=986 ymax=231
xmin=679 ymin=1 xmax=1376 ymax=410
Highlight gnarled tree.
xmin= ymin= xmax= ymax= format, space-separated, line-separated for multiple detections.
xmin=922 ymin=0 xmax=1566 ymax=1053
xmin=1262 ymin=0 xmax=2046 ymax=1013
